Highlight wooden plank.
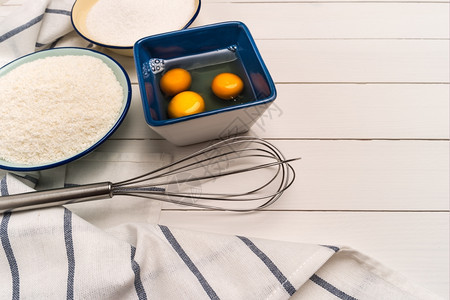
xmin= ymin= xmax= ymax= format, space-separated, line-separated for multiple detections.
xmin=111 ymin=84 xmax=449 ymax=140
xmin=100 ymin=139 xmax=449 ymax=211
xmin=114 ymin=39 xmax=449 ymax=85
xmin=193 ymin=2 xmax=449 ymax=39
xmin=158 ymin=210 xmax=449 ymax=298
xmin=259 ymin=39 xmax=449 ymax=83
xmin=267 ymin=140 xmax=449 ymax=211
xmin=153 ymin=139 xmax=449 ymax=211
xmin=250 ymin=84 xmax=450 ymax=139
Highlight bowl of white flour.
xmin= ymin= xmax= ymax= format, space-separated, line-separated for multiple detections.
xmin=0 ymin=48 xmax=131 ymax=171
xmin=71 ymin=0 xmax=201 ymax=56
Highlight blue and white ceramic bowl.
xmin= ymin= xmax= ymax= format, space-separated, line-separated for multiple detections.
xmin=71 ymin=0 xmax=201 ymax=56
xmin=134 ymin=21 xmax=277 ymax=146
xmin=0 ymin=48 xmax=131 ymax=171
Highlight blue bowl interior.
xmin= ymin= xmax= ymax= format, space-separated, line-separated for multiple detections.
xmin=134 ymin=21 xmax=276 ymax=126
xmin=0 ymin=48 xmax=131 ymax=171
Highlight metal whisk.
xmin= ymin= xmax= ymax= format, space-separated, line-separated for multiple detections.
xmin=0 ymin=136 xmax=299 ymax=213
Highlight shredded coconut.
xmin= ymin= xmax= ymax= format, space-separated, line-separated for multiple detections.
xmin=85 ymin=0 xmax=197 ymax=46
xmin=0 ymin=55 xmax=124 ymax=165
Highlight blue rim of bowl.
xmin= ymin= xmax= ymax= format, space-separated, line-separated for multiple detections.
xmin=70 ymin=0 xmax=201 ymax=51
xmin=0 ymin=47 xmax=132 ymax=172
xmin=134 ymin=21 xmax=277 ymax=127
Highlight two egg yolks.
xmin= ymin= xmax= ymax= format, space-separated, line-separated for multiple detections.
xmin=160 ymin=68 xmax=244 ymax=118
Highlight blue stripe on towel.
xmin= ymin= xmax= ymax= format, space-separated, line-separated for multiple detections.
xmin=0 ymin=212 xmax=20 ymax=300
xmin=321 ymin=245 xmax=340 ymax=252
xmin=50 ymin=37 xmax=62 ymax=49
xmin=44 ymin=8 xmax=71 ymax=16
xmin=36 ymin=35 xmax=61 ymax=49
xmin=9 ymin=174 xmax=39 ymax=187
xmin=131 ymin=246 xmax=148 ymax=300
xmin=310 ymin=274 xmax=358 ymax=300
xmin=0 ymin=8 xmax=70 ymax=44
xmin=237 ymin=236 xmax=296 ymax=296
xmin=63 ymin=208 xmax=75 ymax=300
xmin=22 ymin=174 xmax=38 ymax=186
xmin=159 ymin=225 xmax=219 ymax=300
xmin=0 ymin=14 xmax=44 ymax=43
xmin=1 ymin=176 xmax=9 ymax=196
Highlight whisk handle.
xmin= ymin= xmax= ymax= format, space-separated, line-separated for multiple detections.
xmin=0 ymin=182 xmax=112 ymax=213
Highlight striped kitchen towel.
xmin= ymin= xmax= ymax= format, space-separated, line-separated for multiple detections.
xmin=0 ymin=173 xmax=441 ymax=299
xmin=0 ymin=0 xmax=76 ymax=67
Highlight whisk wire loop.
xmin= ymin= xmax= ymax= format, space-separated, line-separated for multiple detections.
xmin=112 ymin=136 xmax=299 ymax=211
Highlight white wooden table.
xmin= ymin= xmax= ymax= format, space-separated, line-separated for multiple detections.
xmin=1 ymin=0 xmax=449 ymax=298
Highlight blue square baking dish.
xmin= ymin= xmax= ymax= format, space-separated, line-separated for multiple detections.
xmin=134 ymin=21 xmax=276 ymax=145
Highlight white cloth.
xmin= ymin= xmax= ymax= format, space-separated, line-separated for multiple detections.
xmin=0 ymin=174 xmax=441 ymax=299
xmin=0 ymin=2 xmax=444 ymax=299
xmin=0 ymin=0 xmax=78 ymax=67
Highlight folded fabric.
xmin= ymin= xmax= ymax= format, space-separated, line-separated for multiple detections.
xmin=0 ymin=173 xmax=441 ymax=299
xmin=0 ymin=0 xmax=76 ymax=67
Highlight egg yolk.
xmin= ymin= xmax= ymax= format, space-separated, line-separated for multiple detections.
xmin=211 ymin=73 xmax=244 ymax=100
xmin=159 ymin=68 xmax=192 ymax=96
xmin=168 ymin=91 xmax=205 ymax=118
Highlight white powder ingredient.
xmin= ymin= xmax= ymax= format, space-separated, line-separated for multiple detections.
xmin=0 ymin=55 xmax=124 ymax=165
xmin=86 ymin=0 xmax=197 ymax=46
